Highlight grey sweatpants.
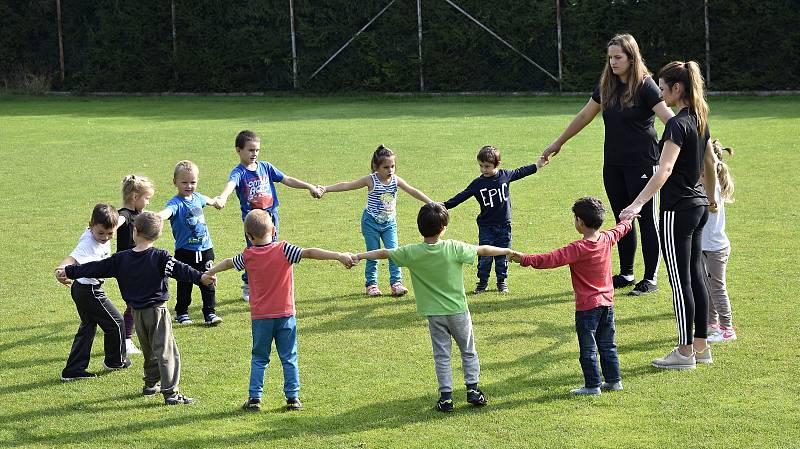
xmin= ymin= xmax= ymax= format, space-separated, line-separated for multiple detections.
xmin=427 ymin=311 xmax=480 ymax=393
xmin=703 ymin=246 xmax=733 ymax=328
xmin=133 ymin=305 xmax=182 ymax=395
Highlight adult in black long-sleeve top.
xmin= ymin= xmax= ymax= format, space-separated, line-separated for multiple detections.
xmin=59 ymin=211 xmax=214 ymax=405
xmin=443 ymin=146 xmax=547 ymax=293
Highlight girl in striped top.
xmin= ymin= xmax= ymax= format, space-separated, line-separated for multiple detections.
xmin=322 ymin=144 xmax=434 ymax=296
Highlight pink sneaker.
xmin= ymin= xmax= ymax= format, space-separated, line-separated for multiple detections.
xmin=706 ymin=323 xmax=721 ymax=336
xmin=366 ymin=285 xmax=383 ymax=296
xmin=708 ymin=325 xmax=737 ymax=343
xmin=390 ymin=282 xmax=409 ymax=296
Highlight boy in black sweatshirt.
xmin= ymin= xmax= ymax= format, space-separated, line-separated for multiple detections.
xmin=444 ymin=146 xmax=547 ymax=293
xmin=58 ymin=211 xmax=215 ymax=405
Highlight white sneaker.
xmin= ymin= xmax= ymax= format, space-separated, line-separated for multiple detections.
xmin=695 ymin=347 xmax=713 ymax=364
xmin=652 ymin=348 xmax=696 ymax=370
xmin=242 ymin=284 xmax=250 ymax=302
xmin=707 ymin=326 xmax=737 ymax=343
xmin=125 ymin=339 xmax=142 ymax=355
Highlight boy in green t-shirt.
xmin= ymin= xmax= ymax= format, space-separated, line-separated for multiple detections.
xmin=355 ymin=202 xmax=512 ymax=412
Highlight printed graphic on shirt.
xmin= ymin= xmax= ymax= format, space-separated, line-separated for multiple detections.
xmin=246 ymin=179 xmax=274 ymax=210
xmin=185 ymin=206 xmax=209 ymax=246
xmin=376 ymin=191 xmax=396 ymax=223
xmin=478 ymin=183 xmax=508 ymax=208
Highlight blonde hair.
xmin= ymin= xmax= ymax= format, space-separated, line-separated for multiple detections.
xmin=244 ymin=209 xmax=273 ymax=240
xmin=173 ymin=160 xmax=198 ymax=179
xmin=121 ymin=174 xmax=154 ymax=205
xmin=599 ymin=34 xmax=651 ymax=110
xmin=711 ymin=139 xmax=735 ymax=203
xmin=133 ymin=211 xmax=163 ymax=241
xmin=658 ymin=61 xmax=709 ymax=136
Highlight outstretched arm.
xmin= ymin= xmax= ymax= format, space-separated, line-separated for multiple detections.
xmin=542 ymin=98 xmax=601 ymax=160
xmin=301 ymin=248 xmax=356 ymax=268
xmin=206 ymin=258 xmax=235 ymax=276
xmin=282 ymin=175 xmax=324 ymax=198
xmin=396 ymin=176 xmax=433 ymax=203
xmin=477 ymin=245 xmax=512 ymax=257
xmin=323 ymin=176 xmax=371 ymax=193
xmin=355 ymin=249 xmax=391 ymax=261
xmin=54 ymin=255 xmax=78 ymax=285
xmin=156 ymin=208 xmax=173 ymax=220
xmin=215 ymin=181 xmax=237 ymax=209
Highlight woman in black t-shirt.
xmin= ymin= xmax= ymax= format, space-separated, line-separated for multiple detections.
xmin=620 ymin=61 xmax=717 ymax=370
xmin=542 ymin=34 xmax=674 ymax=296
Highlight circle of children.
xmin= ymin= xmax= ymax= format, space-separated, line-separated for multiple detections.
xmin=54 ymin=89 xmax=736 ymax=413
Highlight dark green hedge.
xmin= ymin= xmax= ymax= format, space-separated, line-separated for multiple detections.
xmin=2 ymin=0 xmax=798 ymax=92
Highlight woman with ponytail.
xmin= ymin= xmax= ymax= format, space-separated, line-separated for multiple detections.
xmin=542 ymin=34 xmax=674 ymax=296
xmin=620 ymin=61 xmax=717 ymax=370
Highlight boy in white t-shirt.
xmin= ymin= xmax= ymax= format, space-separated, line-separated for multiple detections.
xmin=55 ymin=204 xmax=131 ymax=381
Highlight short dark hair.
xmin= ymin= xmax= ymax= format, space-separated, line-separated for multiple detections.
xmin=235 ymin=130 xmax=260 ymax=149
xmin=417 ymin=202 xmax=449 ymax=237
xmin=133 ymin=211 xmax=163 ymax=242
xmin=572 ymin=197 xmax=605 ymax=229
xmin=244 ymin=209 xmax=273 ymax=240
xmin=477 ymin=145 xmax=501 ymax=167
xmin=90 ymin=203 xmax=119 ymax=229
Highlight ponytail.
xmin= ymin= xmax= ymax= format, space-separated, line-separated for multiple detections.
xmin=371 ymin=144 xmax=395 ymax=172
xmin=659 ymin=60 xmax=709 ymax=135
xmin=121 ymin=174 xmax=155 ymax=204
xmin=711 ymin=139 xmax=735 ymax=203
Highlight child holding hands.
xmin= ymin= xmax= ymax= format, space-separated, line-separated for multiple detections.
xmin=205 ymin=209 xmax=355 ymax=412
xmin=509 ymin=197 xmax=632 ymax=395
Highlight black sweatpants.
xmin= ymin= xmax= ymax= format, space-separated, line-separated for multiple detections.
xmin=63 ymin=282 xmax=126 ymax=375
xmin=660 ymin=206 xmax=710 ymax=346
xmin=174 ymin=248 xmax=216 ymax=317
xmin=603 ymin=164 xmax=661 ymax=282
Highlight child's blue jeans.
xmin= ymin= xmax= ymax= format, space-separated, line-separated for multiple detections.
xmin=249 ymin=315 xmax=299 ymax=399
xmin=361 ymin=210 xmax=401 ymax=287
xmin=575 ymin=306 xmax=620 ymax=389
xmin=477 ymin=223 xmax=512 ymax=284
xmin=242 ymin=209 xmax=279 ymax=284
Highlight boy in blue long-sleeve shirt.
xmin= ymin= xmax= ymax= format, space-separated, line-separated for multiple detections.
xmin=444 ymin=146 xmax=547 ymax=293
xmin=58 ymin=212 xmax=215 ymax=405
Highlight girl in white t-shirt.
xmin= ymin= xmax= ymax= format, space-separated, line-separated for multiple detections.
xmin=702 ymin=140 xmax=736 ymax=343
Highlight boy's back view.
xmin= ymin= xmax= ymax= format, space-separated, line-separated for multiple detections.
xmin=356 ymin=202 xmax=511 ymax=412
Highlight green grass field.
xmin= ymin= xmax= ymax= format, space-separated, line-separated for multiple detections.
xmin=0 ymin=94 xmax=798 ymax=449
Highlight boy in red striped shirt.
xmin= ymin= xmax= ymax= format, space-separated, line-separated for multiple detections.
xmin=509 ymin=197 xmax=633 ymax=395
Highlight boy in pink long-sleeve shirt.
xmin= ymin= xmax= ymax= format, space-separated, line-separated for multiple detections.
xmin=509 ymin=197 xmax=633 ymax=396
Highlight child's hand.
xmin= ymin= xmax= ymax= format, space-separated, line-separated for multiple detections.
xmin=214 ymin=196 xmax=226 ymax=209
xmin=200 ymin=273 xmax=217 ymax=285
xmin=54 ymin=267 xmax=71 ymax=286
xmin=337 ymin=252 xmax=356 ymax=269
xmin=507 ymin=251 xmax=524 ymax=264
xmin=536 ymin=155 xmax=550 ymax=169
xmin=309 ymin=185 xmax=324 ymax=199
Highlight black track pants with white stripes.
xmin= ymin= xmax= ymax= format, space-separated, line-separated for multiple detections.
xmin=603 ymin=164 xmax=661 ymax=282
xmin=660 ymin=206 xmax=710 ymax=346
xmin=63 ymin=283 xmax=126 ymax=375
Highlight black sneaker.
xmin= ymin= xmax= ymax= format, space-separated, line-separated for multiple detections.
xmin=242 ymin=397 xmax=261 ymax=412
xmin=164 ymin=393 xmax=194 ymax=405
xmin=474 ymin=282 xmax=488 ymax=294
xmin=204 ymin=313 xmax=223 ymax=325
xmin=286 ymin=398 xmax=303 ymax=411
xmin=612 ymin=274 xmax=635 ymax=289
xmin=436 ymin=398 xmax=454 ymax=412
xmin=60 ymin=371 xmax=97 ymax=382
xmin=629 ymin=280 xmax=658 ymax=296
xmin=142 ymin=384 xmax=161 ymax=396
xmin=466 ymin=388 xmax=487 ymax=406
xmin=102 ymin=357 xmax=132 ymax=371
xmin=497 ymin=281 xmax=509 ymax=294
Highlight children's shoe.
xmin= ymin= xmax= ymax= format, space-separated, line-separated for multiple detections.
xmin=707 ymin=326 xmax=737 ymax=343
xmin=652 ymin=347 xmax=696 ymax=370
xmin=102 ymin=357 xmax=132 ymax=371
xmin=175 ymin=314 xmax=193 ymax=325
xmin=570 ymin=386 xmax=601 ymax=396
xmin=126 ymin=338 xmax=142 ymax=355
xmin=286 ymin=398 xmax=303 ymax=411
xmin=628 ymin=280 xmax=658 ymax=296
xmin=204 ymin=313 xmax=223 ymax=325
xmin=612 ymin=274 xmax=635 ymax=289
xmin=242 ymin=397 xmax=261 ymax=412
xmin=242 ymin=283 xmax=250 ymax=302
xmin=436 ymin=398 xmax=454 ymax=412
xmin=706 ymin=323 xmax=721 ymax=337
xmin=600 ymin=381 xmax=624 ymax=391
xmin=142 ymin=384 xmax=161 ymax=396
xmin=473 ymin=282 xmax=488 ymax=294
xmin=497 ymin=281 xmax=509 ymax=293
xmin=164 ymin=393 xmax=194 ymax=405
xmin=695 ymin=347 xmax=713 ymax=364
xmin=60 ymin=371 xmax=97 ymax=382
xmin=390 ymin=282 xmax=409 ymax=296
xmin=466 ymin=388 xmax=487 ymax=406
xmin=366 ymin=285 xmax=382 ymax=296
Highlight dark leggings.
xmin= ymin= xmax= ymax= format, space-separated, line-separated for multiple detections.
xmin=603 ymin=164 xmax=661 ymax=282
xmin=660 ymin=206 xmax=710 ymax=346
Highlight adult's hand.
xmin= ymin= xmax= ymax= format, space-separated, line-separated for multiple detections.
xmin=542 ymin=142 xmax=562 ymax=160
xmin=619 ymin=203 xmax=642 ymax=222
